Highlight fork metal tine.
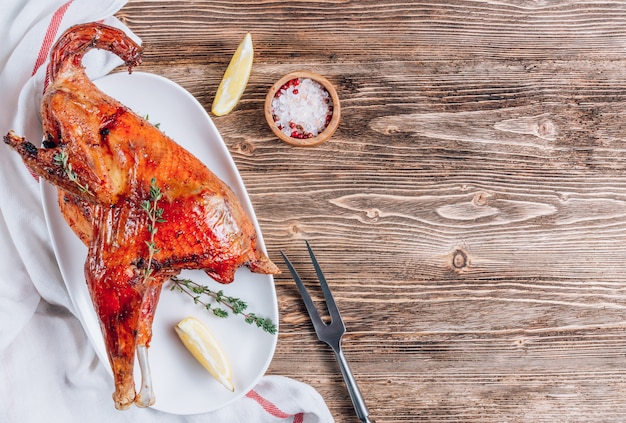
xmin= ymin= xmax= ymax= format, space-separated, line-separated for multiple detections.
xmin=280 ymin=251 xmax=325 ymax=330
xmin=305 ymin=240 xmax=345 ymax=328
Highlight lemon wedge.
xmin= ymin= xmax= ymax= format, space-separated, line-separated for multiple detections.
xmin=175 ymin=317 xmax=234 ymax=391
xmin=211 ymin=32 xmax=253 ymax=116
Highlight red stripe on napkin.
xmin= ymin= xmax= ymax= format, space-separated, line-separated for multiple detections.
xmin=246 ymin=389 xmax=305 ymax=422
xmin=32 ymin=0 xmax=74 ymax=77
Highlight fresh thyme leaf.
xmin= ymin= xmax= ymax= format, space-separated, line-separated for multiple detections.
xmin=213 ymin=308 xmax=229 ymax=318
xmin=231 ymin=299 xmax=247 ymax=314
xmin=53 ymin=150 xmax=93 ymax=195
xmin=149 ymin=184 xmax=162 ymax=202
xmin=144 ymin=114 xmax=162 ymax=130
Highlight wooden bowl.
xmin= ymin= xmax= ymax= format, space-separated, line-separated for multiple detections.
xmin=264 ymin=70 xmax=340 ymax=147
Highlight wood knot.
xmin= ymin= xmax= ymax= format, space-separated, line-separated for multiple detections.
xmin=288 ymin=222 xmax=301 ymax=234
xmin=365 ymin=208 xmax=380 ymax=221
xmin=536 ymin=118 xmax=557 ymax=140
xmin=472 ymin=191 xmax=492 ymax=206
xmin=452 ymin=249 xmax=467 ymax=269
xmin=234 ymin=140 xmax=255 ymax=155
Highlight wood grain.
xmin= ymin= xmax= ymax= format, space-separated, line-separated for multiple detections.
xmin=118 ymin=1 xmax=626 ymax=421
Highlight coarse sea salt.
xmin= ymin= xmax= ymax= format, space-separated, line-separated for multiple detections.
xmin=271 ymin=78 xmax=333 ymax=139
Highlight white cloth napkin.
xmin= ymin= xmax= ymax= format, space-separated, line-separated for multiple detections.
xmin=0 ymin=1 xmax=333 ymax=422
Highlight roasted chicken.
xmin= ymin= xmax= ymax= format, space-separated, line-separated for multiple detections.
xmin=4 ymin=22 xmax=279 ymax=410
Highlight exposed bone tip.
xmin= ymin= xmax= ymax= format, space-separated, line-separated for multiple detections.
xmin=135 ymin=344 xmax=155 ymax=408
xmin=112 ymin=373 xmax=138 ymax=410
xmin=113 ymin=393 xmax=135 ymax=410
xmin=134 ymin=392 xmax=156 ymax=408
xmin=3 ymin=130 xmax=22 ymax=146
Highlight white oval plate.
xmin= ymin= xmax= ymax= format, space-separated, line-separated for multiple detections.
xmin=40 ymin=71 xmax=278 ymax=415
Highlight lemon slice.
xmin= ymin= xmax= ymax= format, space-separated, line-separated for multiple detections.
xmin=175 ymin=317 xmax=234 ymax=391
xmin=211 ymin=33 xmax=253 ymax=116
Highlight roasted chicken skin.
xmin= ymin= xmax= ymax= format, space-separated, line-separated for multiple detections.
xmin=4 ymin=22 xmax=279 ymax=410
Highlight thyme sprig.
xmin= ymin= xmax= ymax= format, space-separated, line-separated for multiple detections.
xmin=140 ymin=177 xmax=165 ymax=281
xmin=170 ymin=277 xmax=278 ymax=335
xmin=53 ymin=151 xmax=92 ymax=195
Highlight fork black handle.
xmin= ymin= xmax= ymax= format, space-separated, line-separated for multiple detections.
xmin=331 ymin=344 xmax=374 ymax=423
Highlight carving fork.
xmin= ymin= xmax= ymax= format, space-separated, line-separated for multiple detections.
xmin=281 ymin=241 xmax=374 ymax=423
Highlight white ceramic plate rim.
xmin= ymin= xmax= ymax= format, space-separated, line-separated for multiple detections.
xmin=40 ymin=71 xmax=278 ymax=415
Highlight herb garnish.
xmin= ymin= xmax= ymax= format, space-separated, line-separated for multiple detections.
xmin=140 ymin=177 xmax=165 ymax=282
xmin=170 ymin=277 xmax=278 ymax=335
xmin=53 ymin=150 xmax=92 ymax=195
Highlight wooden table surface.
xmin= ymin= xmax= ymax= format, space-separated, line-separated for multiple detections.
xmin=117 ymin=1 xmax=626 ymax=421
